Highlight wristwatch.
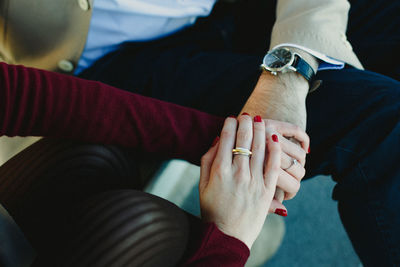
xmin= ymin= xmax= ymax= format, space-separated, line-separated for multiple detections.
xmin=261 ymin=47 xmax=315 ymax=83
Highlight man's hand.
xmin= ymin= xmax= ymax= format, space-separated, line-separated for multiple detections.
xmin=241 ymin=70 xmax=309 ymax=129
xmin=240 ymin=48 xmax=318 ymax=205
xmin=241 ymin=47 xmax=318 ymax=130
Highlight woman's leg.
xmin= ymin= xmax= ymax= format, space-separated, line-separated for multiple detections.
xmin=0 ymin=138 xmax=142 ymax=264
xmin=62 ymin=190 xmax=189 ymax=267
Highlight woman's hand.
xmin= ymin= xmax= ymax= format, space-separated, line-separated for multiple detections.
xmin=262 ymin=119 xmax=309 ymax=215
xmin=199 ymin=115 xmax=281 ymax=249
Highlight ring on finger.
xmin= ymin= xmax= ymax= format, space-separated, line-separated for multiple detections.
xmin=284 ymin=158 xmax=297 ymax=170
xmin=232 ymin=147 xmax=252 ymax=157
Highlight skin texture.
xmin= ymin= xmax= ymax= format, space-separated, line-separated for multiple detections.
xmin=241 ymin=49 xmax=318 ymax=204
xmin=199 ymin=115 xmax=307 ymax=249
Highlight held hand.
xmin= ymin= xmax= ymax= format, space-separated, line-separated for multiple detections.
xmin=242 ymin=102 xmax=310 ymax=212
xmin=199 ymin=115 xmax=281 ymax=249
xmin=263 ymin=119 xmax=309 ymax=201
xmin=243 ymin=118 xmax=308 ymax=215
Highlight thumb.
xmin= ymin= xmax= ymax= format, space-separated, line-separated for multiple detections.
xmin=199 ymin=136 xmax=219 ymax=193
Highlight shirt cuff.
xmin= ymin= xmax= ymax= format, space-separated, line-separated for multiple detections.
xmin=272 ymin=43 xmax=345 ymax=71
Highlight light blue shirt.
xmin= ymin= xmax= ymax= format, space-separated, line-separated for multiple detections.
xmin=76 ymin=0 xmax=216 ymax=73
xmin=76 ymin=0 xmax=343 ymax=74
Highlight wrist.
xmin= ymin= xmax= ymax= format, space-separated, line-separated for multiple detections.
xmin=241 ymin=72 xmax=308 ymax=129
xmin=281 ymin=46 xmax=319 ymax=75
xmin=259 ymin=70 xmax=309 ymax=99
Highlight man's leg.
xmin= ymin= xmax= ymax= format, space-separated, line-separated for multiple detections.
xmin=347 ymin=0 xmax=400 ymax=80
xmin=305 ymin=69 xmax=400 ymax=266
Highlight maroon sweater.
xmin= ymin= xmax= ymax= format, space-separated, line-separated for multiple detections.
xmin=0 ymin=63 xmax=249 ymax=266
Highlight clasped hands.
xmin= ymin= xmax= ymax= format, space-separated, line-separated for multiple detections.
xmin=199 ymin=114 xmax=309 ymax=249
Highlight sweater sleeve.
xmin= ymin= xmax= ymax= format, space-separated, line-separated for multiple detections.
xmin=182 ymin=222 xmax=250 ymax=267
xmin=0 ymin=63 xmax=224 ymax=164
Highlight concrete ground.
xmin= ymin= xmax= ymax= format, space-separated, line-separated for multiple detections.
xmin=266 ymin=176 xmax=362 ymax=267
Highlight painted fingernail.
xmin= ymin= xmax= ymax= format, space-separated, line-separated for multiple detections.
xmin=229 ymin=115 xmax=236 ymax=118
xmin=272 ymin=134 xmax=279 ymax=142
xmin=308 ymin=147 xmax=311 ymax=154
xmin=254 ymin=115 xmax=262 ymax=123
xmin=212 ymin=136 xmax=220 ymax=147
xmin=274 ymin=209 xmax=288 ymax=217
xmin=242 ymin=112 xmax=250 ymax=116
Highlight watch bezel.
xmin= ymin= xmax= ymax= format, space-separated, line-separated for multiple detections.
xmin=261 ymin=48 xmax=296 ymax=74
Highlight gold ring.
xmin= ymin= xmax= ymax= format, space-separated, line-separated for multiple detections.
xmin=232 ymin=147 xmax=252 ymax=157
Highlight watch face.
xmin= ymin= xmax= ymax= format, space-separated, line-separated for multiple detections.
xmin=264 ymin=48 xmax=293 ymax=69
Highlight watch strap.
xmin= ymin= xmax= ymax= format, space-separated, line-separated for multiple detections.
xmin=293 ymin=55 xmax=315 ymax=82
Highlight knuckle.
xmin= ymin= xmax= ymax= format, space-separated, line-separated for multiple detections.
xmin=220 ymin=130 xmax=234 ymax=140
xmin=292 ymin=180 xmax=301 ymax=193
xmin=270 ymin=164 xmax=281 ymax=174
xmin=298 ymin=167 xmax=306 ymax=180
xmin=215 ymin=167 xmax=230 ymax=180
xmin=252 ymin=142 xmax=264 ymax=153
xmin=235 ymin=165 xmax=248 ymax=177
xmin=236 ymin=129 xmax=251 ymax=141
xmin=264 ymin=181 xmax=275 ymax=192
xmin=270 ymin=143 xmax=281 ymax=154
xmin=294 ymin=125 xmax=302 ymax=134
xmin=300 ymin=152 xmax=306 ymax=162
xmin=285 ymin=192 xmax=296 ymax=200
xmin=253 ymin=121 xmax=265 ymax=132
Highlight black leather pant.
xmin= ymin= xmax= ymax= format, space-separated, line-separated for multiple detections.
xmin=0 ymin=138 xmax=191 ymax=266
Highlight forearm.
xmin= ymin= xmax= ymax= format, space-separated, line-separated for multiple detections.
xmin=0 ymin=63 xmax=224 ymax=164
xmin=240 ymin=46 xmax=319 ymax=130
xmin=241 ymin=71 xmax=308 ymax=128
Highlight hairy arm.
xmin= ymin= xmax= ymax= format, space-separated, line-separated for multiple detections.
xmin=241 ymin=0 xmax=363 ymax=128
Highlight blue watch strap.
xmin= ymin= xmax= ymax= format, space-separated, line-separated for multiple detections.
xmin=293 ymin=55 xmax=315 ymax=82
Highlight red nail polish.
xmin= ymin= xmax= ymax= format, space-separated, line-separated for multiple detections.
xmin=229 ymin=115 xmax=236 ymax=118
xmin=308 ymin=147 xmax=311 ymax=154
xmin=274 ymin=209 xmax=288 ymax=217
xmin=242 ymin=112 xmax=250 ymax=116
xmin=272 ymin=134 xmax=279 ymax=142
xmin=254 ymin=115 xmax=262 ymax=122
xmin=212 ymin=136 xmax=220 ymax=147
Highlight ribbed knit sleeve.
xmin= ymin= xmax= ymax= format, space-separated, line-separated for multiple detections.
xmin=183 ymin=222 xmax=250 ymax=267
xmin=0 ymin=63 xmax=224 ymax=164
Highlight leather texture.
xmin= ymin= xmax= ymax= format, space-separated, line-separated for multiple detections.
xmin=63 ymin=190 xmax=189 ymax=267
xmin=0 ymin=138 xmax=198 ymax=266
xmin=0 ymin=138 xmax=148 ymax=265
xmin=293 ymin=55 xmax=315 ymax=82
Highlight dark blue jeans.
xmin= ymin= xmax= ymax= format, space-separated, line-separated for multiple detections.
xmin=80 ymin=1 xmax=400 ymax=266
